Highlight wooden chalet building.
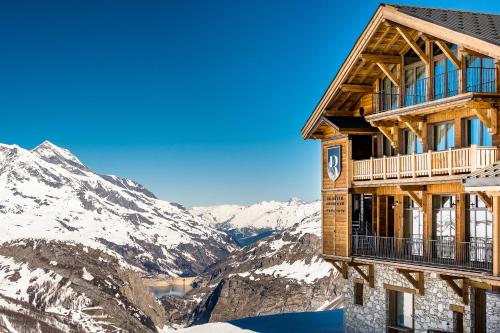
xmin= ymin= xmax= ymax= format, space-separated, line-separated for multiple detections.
xmin=302 ymin=4 xmax=500 ymax=333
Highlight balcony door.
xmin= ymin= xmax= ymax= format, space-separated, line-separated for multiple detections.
xmin=403 ymin=197 xmax=423 ymax=256
xmin=466 ymin=56 xmax=496 ymax=93
xmin=432 ymin=195 xmax=456 ymax=259
xmin=465 ymin=118 xmax=493 ymax=147
xmin=434 ymin=54 xmax=459 ymax=99
xmin=381 ymin=68 xmax=399 ymax=111
xmin=432 ymin=122 xmax=455 ymax=151
xmin=465 ymin=194 xmax=493 ymax=264
xmin=404 ymin=65 xmax=426 ymax=106
xmin=403 ymin=130 xmax=423 ymax=155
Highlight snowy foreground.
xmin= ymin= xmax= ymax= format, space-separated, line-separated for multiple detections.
xmin=161 ymin=310 xmax=344 ymax=333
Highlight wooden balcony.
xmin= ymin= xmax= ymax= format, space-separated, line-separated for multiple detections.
xmin=352 ymin=145 xmax=500 ymax=182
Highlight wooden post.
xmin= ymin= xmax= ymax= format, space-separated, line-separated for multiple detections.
xmin=397 ymin=154 xmax=401 ymax=179
xmin=493 ymin=196 xmax=500 ymax=276
xmin=456 ymin=194 xmax=466 ymax=266
xmin=383 ymin=156 xmax=387 ymax=180
xmin=425 ymin=40 xmax=433 ymax=101
xmin=427 ymin=150 xmax=433 ymax=177
xmin=370 ymin=157 xmax=374 ymax=181
xmin=448 ymin=148 xmax=453 ymax=175
xmin=412 ymin=153 xmax=416 ymax=178
xmin=423 ymin=193 xmax=432 ymax=260
xmin=471 ymin=145 xmax=477 ymax=172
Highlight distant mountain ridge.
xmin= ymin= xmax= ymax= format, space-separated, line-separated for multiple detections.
xmin=0 ymin=141 xmax=236 ymax=276
xmin=190 ymin=198 xmax=320 ymax=246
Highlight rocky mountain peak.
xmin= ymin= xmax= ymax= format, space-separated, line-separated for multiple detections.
xmin=32 ymin=140 xmax=89 ymax=173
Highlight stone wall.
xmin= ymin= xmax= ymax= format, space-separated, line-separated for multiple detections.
xmin=343 ymin=263 xmax=473 ymax=333
xmin=486 ymin=291 xmax=500 ymax=332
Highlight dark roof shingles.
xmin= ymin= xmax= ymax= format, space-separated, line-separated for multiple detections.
xmin=462 ymin=160 xmax=500 ymax=187
xmin=389 ymin=4 xmax=500 ymax=46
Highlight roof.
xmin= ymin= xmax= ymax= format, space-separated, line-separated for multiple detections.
xmin=392 ymin=4 xmax=500 ymax=46
xmin=462 ymin=160 xmax=500 ymax=187
xmin=323 ymin=116 xmax=375 ymax=131
xmin=302 ymin=4 xmax=500 ymax=139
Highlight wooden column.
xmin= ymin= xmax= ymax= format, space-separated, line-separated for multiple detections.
xmin=425 ymin=40 xmax=434 ymax=101
xmin=423 ymin=193 xmax=433 ymax=259
xmin=456 ymin=194 xmax=466 ymax=264
xmin=493 ymin=196 xmax=500 ymax=276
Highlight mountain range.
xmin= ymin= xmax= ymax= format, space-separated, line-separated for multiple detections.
xmin=0 ymin=141 xmax=235 ymax=276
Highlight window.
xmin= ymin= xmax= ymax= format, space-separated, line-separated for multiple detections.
xmin=403 ymin=130 xmax=423 ymax=154
xmin=381 ymin=67 xmax=399 ymax=111
xmin=388 ymin=290 xmax=413 ymax=330
xmin=432 ymin=195 xmax=456 ymax=259
xmin=434 ymin=53 xmax=459 ymax=99
xmin=354 ymin=282 xmax=363 ymax=306
xmin=466 ymin=194 xmax=493 ymax=263
xmin=404 ymin=65 xmax=426 ymax=106
xmin=466 ymin=194 xmax=493 ymax=240
xmin=433 ymin=122 xmax=455 ymax=151
xmin=466 ymin=118 xmax=492 ymax=146
xmin=466 ymin=56 xmax=496 ymax=92
xmin=403 ymin=197 xmax=423 ymax=256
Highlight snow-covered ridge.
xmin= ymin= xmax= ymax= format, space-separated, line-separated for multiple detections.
xmin=190 ymin=198 xmax=321 ymax=231
xmin=0 ymin=141 xmax=235 ymax=276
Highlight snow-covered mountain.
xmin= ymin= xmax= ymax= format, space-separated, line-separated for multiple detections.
xmin=0 ymin=141 xmax=236 ymax=276
xmin=161 ymin=212 xmax=342 ymax=327
xmin=190 ymin=199 xmax=320 ymax=246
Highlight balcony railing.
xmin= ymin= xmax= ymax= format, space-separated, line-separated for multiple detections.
xmin=352 ymin=235 xmax=492 ymax=272
xmin=352 ymin=145 xmax=499 ymax=181
xmin=372 ymin=67 xmax=497 ymax=114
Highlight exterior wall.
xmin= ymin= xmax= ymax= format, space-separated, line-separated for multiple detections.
xmin=486 ymin=291 xmax=500 ymax=332
xmin=322 ymin=136 xmax=351 ymax=257
xmin=343 ymin=263 xmax=473 ymax=333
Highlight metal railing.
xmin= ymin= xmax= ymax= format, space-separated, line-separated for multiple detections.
xmin=352 ymin=235 xmax=492 ymax=272
xmin=352 ymin=145 xmax=500 ymax=181
xmin=372 ymin=67 xmax=497 ymax=113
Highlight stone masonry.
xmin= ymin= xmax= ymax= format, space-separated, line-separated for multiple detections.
xmin=486 ymin=291 xmax=500 ymax=332
xmin=343 ymin=263 xmax=474 ymax=333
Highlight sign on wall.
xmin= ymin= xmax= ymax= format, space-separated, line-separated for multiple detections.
xmin=327 ymin=146 xmax=342 ymax=181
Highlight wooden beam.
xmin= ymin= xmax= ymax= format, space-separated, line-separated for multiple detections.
xmin=372 ymin=26 xmax=392 ymax=51
xmin=376 ymin=62 xmax=399 ymax=86
xmin=440 ymin=275 xmax=469 ymax=305
xmin=398 ymin=116 xmax=425 ymax=144
xmin=349 ymin=263 xmax=374 ymax=288
xmin=407 ymin=191 xmax=423 ymax=208
xmin=394 ymin=25 xmax=429 ymax=65
xmin=472 ymin=108 xmax=498 ymax=135
xmin=361 ymin=53 xmax=401 ymax=64
xmin=383 ymin=283 xmax=416 ymax=294
xmin=449 ymin=304 xmax=465 ymax=313
xmin=435 ymin=40 xmax=461 ymax=69
xmin=397 ymin=268 xmax=424 ymax=295
xmin=340 ymin=84 xmax=373 ymax=93
xmin=329 ymin=260 xmax=348 ymax=279
xmin=475 ymin=191 xmax=493 ymax=213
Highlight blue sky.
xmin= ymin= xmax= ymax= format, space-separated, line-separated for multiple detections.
xmin=0 ymin=0 xmax=497 ymax=206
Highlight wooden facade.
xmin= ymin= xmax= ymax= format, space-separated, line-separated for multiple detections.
xmin=305 ymin=4 xmax=500 ymax=293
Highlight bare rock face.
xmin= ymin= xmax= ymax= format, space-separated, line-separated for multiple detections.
xmin=162 ymin=213 xmax=343 ymax=327
xmin=0 ymin=240 xmax=166 ymax=332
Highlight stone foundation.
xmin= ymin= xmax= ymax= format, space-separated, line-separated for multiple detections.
xmin=343 ymin=263 xmax=475 ymax=333
xmin=486 ymin=291 xmax=500 ymax=332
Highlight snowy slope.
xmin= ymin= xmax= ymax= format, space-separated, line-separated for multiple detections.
xmin=190 ymin=199 xmax=320 ymax=246
xmin=0 ymin=141 xmax=236 ymax=276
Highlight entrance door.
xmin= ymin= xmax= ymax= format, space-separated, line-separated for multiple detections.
xmin=474 ymin=288 xmax=486 ymax=333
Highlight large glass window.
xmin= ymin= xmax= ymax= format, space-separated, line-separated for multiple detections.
xmin=466 ymin=195 xmax=492 ymax=240
xmin=432 ymin=195 xmax=456 ymax=259
xmin=403 ymin=130 xmax=423 ymax=154
xmin=433 ymin=122 xmax=455 ymax=151
xmin=467 ymin=118 xmax=493 ymax=146
xmin=381 ymin=67 xmax=399 ymax=111
xmin=466 ymin=194 xmax=493 ymax=263
xmin=466 ymin=56 xmax=496 ymax=92
xmin=434 ymin=56 xmax=459 ymax=99
xmin=389 ymin=290 xmax=414 ymax=329
xmin=404 ymin=65 xmax=426 ymax=106
xmin=403 ymin=197 xmax=423 ymax=256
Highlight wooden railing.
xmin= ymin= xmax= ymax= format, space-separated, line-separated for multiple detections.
xmin=352 ymin=145 xmax=500 ymax=181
